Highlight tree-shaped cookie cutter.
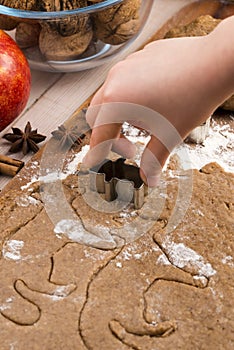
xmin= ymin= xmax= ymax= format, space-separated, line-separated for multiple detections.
xmin=89 ymin=158 xmax=147 ymax=209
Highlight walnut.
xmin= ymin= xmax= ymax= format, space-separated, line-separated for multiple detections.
xmin=0 ymin=14 xmax=18 ymax=30
xmin=0 ymin=0 xmax=38 ymax=10
xmin=38 ymin=0 xmax=87 ymax=12
xmin=0 ymin=0 xmax=144 ymax=63
xmin=38 ymin=0 xmax=60 ymax=11
xmin=39 ymin=0 xmax=90 ymax=36
xmin=15 ymin=22 xmax=41 ymax=49
xmin=0 ymin=0 xmax=38 ymax=30
xmin=49 ymin=13 xmax=90 ymax=37
xmin=39 ymin=20 xmax=93 ymax=60
xmin=94 ymin=16 xmax=140 ymax=45
xmin=91 ymin=0 xmax=141 ymax=45
xmin=60 ymin=0 xmax=87 ymax=10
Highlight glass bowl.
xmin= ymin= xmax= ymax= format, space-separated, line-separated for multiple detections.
xmin=0 ymin=0 xmax=153 ymax=72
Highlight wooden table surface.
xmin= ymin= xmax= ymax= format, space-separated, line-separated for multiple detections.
xmin=0 ymin=0 xmax=228 ymax=191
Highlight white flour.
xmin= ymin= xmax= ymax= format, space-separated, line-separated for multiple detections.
xmin=175 ymin=121 xmax=234 ymax=172
xmin=54 ymin=219 xmax=116 ymax=248
xmin=21 ymin=145 xmax=90 ymax=190
xmin=2 ymin=240 xmax=24 ymax=261
xmin=123 ymin=120 xmax=234 ymax=173
xmin=15 ymin=195 xmax=40 ymax=207
xmin=0 ymin=297 xmax=14 ymax=312
xmin=162 ymin=240 xmax=216 ymax=278
xmin=21 ymin=118 xmax=233 ymax=192
xmin=65 ymin=144 xmax=90 ymax=173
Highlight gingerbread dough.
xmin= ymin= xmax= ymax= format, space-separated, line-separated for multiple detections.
xmin=0 ymin=157 xmax=233 ymax=349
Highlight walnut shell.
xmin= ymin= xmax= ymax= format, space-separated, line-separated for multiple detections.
xmin=39 ymin=0 xmax=90 ymax=36
xmin=15 ymin=22 xmax=41 ymax=49
xmin=60 ymin=0 xmax=88 ymax=11
xmin=0 ymin=14 xmax=18 ymax=30
xmin=0 ymin=0 xmax=38 ymax=10
xmin=39 ymin=0 xmax=88 ymax=12
xmin=49 ymin=13 xmax=90 ymax=37
xmin=92 ymin=0 xmax=141 ymax=45
xmin=38 ymin=0 xmax=60 ymax=11
xmin=94 ymin=16 xmax=140 ymax=45
xmin=93 ymin=0 xmax=141 ymax=24
xmin=39 ymin=21 xmax=93 ymax=60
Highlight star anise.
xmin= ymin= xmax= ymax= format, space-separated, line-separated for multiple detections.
xmin=3 ymin=122 xmax=46 ymax=155
xmin=51 ymin=124 xmax=85 ymax=149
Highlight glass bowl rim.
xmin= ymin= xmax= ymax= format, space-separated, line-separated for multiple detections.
xmin=0 ymin=0 xmax=124 ymax=19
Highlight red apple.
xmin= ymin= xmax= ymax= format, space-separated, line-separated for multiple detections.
xmin=0 ymin=30 xmax=31 ymax=132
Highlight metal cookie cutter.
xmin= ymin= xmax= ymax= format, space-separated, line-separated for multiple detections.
xmin=89 ymin=158 xmax=147 ymax=209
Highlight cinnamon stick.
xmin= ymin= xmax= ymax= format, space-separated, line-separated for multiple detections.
xmin=0 ymin=155 xmax=24 ymax=177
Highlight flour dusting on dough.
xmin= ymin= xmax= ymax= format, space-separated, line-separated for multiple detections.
xmin=221 ymin=255 xmax=234 ymax=267
xmin=20 ymin=145 xmax=90 ymax=190
xmin=0 ymin=297 xmax=14 ymax=312
xmin=65 ymin=145 xmax=90 ymax=173
xmin=123 ymin=120 xmax=234 ymax=172
xmin=16 ymin=195 xmax=40 ymax=207
xmin=116 ymin=262 xmax=122 ymax=268
xmin=54 ymin=219 xmax=116 ymax=247
xmin=162 ymin=240 xmax=216 ymax=277
xmin=157 ymin=254 xmax=171 ymax=266
xmin=44 ymin=285 xmax=74 ymax=301
xmin=2 ymin=240 xmax=24 ymax=261
xmin=175 ymin=120 xmax=234 ymax=172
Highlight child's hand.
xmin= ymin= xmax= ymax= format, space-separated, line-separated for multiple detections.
xmin=83 ymin=16 xmax=234 ymax=186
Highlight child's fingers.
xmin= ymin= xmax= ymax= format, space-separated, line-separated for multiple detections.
xmin=140 ymin=136 xmax=170 ymax=187
xmin=85 ymin=86 xmax=105 ymax=128
xmin=83 ymin=122 xmax=122 ymax=168
xmin=111 ymin=134 xmax=136 ymax=159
